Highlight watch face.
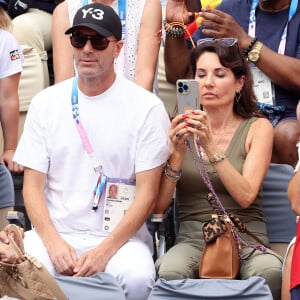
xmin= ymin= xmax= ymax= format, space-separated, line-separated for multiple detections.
xmin=248 ymin=50 xmax=259 ymax=62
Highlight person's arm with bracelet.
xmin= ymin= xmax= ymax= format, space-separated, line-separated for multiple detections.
xmin=155 ymin=114 xmax=187 ymax=214
xmin=197 ymin=7 xmax=300 ymax=95
xmin=164 ymin=0 xmax=195 ymax=83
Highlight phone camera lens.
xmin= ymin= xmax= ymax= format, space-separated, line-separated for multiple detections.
xmin=183 ymin=84 xmax=188 ymax=91
xmin=178 ymin=87 xmax=184 ymax=93
xmin=178 ymin=82 xmax=183 ymax=87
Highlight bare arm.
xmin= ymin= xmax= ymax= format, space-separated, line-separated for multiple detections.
xmin=155 ymin=114 xmax=188 ymax=213
xmin=288 ymin=171 xmax=300 ymax=215
xmin=164 ymin=0 xmax=195 ymax=83
xmin=134 ymin=0 xmax=162 ymax=91
xmin=52 ymin=1 xmax=75 ymax=83
xmin=23 ymin=168 xmax=78 ymax=275
xmin=0 ymin=73 xmax=23 ymax=172
xmin=73 ymin=165 xmax=164 ymax=276
xmin=199 ymin=8 xmax=300 ymax=95
xmin=210 ymin=118 xmax=273 ymax=208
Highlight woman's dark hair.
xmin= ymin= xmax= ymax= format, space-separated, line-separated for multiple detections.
xmin=190 ymin=42 xmax=261 ymax=118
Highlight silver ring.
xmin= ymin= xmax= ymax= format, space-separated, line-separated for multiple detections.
xmin=201 ymin=125 xmax=206 ymax=130
xmin=175 ymin=132 xmax=181 ymax=139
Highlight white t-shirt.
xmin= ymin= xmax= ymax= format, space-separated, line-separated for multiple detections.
xmin=0 ymin=29 xmax=23 ymax=79
xmin=14 ymin=74 xmax=170 ymax=239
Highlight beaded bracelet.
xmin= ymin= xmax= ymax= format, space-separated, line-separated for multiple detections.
xmin=164 ymin=165 xmax=182 ymax=182
xmin=165 ymin=163 xmax=182 ymax=176
xmin=164 ymin=21 xmax=186 ymax=39
xmin=243 ymin=37 xmax=258 ymax=57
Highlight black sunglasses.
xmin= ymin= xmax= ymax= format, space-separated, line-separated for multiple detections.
xmin=70 ymin=33 xmax=117 ymax=51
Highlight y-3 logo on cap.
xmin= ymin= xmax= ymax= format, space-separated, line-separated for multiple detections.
xmin=81 ymin=8 xmax=104 ymax=20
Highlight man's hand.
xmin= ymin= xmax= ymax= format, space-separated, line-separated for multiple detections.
xmin=198 ymin=8 xmax=251 ymax=49
xmin=46 ymin=236 xmax=78 ymax=276
xmin=73 ymin=244 xmax=110 ymax=277
xmin=166 ymin=0 xmax=195 ymax=24
xmin=1 ymin=150 xmax=24 ymax=173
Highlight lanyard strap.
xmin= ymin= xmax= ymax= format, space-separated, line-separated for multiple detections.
xmin=118 ymin=0 xmax=126 ymax=40
xmin=248 ymin=0 xmax=298 ymax=54
xmin=71 ymin=77 xmax=106 ymax=211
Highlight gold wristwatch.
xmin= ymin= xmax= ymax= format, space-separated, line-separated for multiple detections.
xmin=247 ymin=41 xmax=263 ymax=63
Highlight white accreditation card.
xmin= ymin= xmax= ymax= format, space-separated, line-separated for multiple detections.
xmin=102 ymin=179 xmax=136 ymax=232
xmin=251 ymin=66 xmax=274 ymax=105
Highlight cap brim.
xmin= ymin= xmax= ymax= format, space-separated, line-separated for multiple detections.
xmin=65 ymin=23 xmax=112 ymax=37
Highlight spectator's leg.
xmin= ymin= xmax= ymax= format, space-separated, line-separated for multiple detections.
xmin=156 ymin=241 xmax=201 ymax=280
xmin=272 ymin=119 xmax=300 ymax=167
xmin=105 ymin=239 xmax=155 ymax=300
xmin=240 ymin=247 xmax=283 ymax=300
xmin=0 ymin=163 xmax=14 ymax=229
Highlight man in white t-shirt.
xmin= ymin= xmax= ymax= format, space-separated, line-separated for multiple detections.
xmin=13 ymin=3 xmax=170 ymax=300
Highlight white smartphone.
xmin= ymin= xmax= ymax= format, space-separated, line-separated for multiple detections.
xmin=176 ymin=79 xmax=200 ymax=114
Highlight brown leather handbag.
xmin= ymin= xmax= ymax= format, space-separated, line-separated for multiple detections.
xmin=0 ymin=224 xmax=68 ymax=300
xmin=199 ymin=214 xmax=240 ymax=279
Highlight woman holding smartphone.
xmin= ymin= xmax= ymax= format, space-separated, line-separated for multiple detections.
xmin=155 ymin=38 xmax=282 ymax=299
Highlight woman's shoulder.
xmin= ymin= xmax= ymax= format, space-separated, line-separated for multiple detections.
xmin=247 ymin=116 xmax=274 ymax=139
xmin=250 ymin=116 xmax=273 ymax=130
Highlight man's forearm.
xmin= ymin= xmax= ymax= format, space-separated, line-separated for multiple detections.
xmin=23 ymin=169 xmax=60 ymax=246
xmin=164 ymin=36 xmax=193 ymax=83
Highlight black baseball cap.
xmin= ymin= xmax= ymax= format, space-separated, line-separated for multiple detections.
xmin=65 ymin=3 xmax=122 ymax=41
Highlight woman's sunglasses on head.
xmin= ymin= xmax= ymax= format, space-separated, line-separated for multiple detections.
xmin=197 ymin=38 xmax=238 ymax=47
xmin=70 ymin=33 xmax=117 ymax=51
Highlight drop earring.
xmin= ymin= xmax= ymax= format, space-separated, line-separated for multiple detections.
xmin=235 ymin=92 xmax=241 ymax=104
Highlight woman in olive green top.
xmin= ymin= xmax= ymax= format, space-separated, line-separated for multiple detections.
xmin=155 ymin=39 xmax=282 ymax=300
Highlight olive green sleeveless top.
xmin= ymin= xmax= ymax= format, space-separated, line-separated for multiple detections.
xmin=177 ymin=117 xmax=265 ymax=225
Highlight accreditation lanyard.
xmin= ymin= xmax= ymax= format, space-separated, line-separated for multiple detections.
xmin=71 ymin=77 xmax=106 ymax=211
xmin=248 ymin=0 xmax=298 ymax=54
xmin=81 ymin=0 xmax=126 ymax=40
xmin=118 ymin=0 xmax=126 ymax=40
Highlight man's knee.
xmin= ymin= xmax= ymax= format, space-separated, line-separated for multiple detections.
xmin=119 ymin=269 xmax=155 ymax=300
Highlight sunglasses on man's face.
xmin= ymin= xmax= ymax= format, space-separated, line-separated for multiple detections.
xmin=197 ymin=38 xmax=238 ymax=47
xmin=70 ymin=33 xmax=117 ymax=51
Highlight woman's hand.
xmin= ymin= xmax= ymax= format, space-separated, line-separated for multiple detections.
xmin=0 ymin=225 xmax=24 ymax=263
xmin=170 ymin=110 xmax=209 ymax=153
